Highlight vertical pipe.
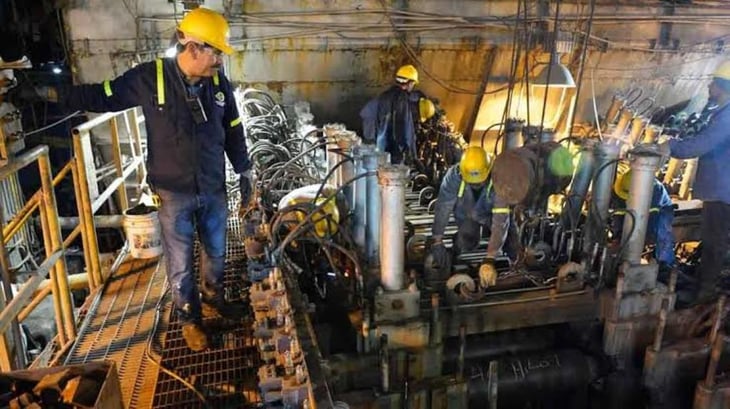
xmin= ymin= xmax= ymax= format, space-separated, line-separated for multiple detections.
xmin=70 ymin=162 xmax=95 ymax=289
xmin=37 ymin=185 xmax=67 ymax=347
xmin=380 ymin=334 xmax=390 ymax=393
xmin=583 ymin=142 xmax=619 ymax=255
xmin=109 ymin=117 xmax=129 ymax=211
xmin=365 ymin=152 xmax=388 ymax=266
xmin=563 ymin=139 xmax=596 ymax=229
xmin=324 ymin=123 xmax=346 ymax=186
xmin=333 ymin=130 xmax=360 ymax=210
xmin=378 ymin=165 xmax=409 ymax=291
xmin=73 ymin=134 xmax=103 ymax=288
xmin=621 ymin=146 xmax=662 ymax=264
xmin=502 ymin=118 xmax=524 ymax=152
xmin=39 ymin=153 xmax=76 ymax=341
xmin=351 ymin=145 xmax=374 ymax=250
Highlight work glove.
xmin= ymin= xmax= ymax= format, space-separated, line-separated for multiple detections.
xmin=239 ymin=170 xmax=252 ymax=205
xmin=428 ymin=239 xmax=450 ymax=269
xmin=479 ymin=257 xmax=497 ymax=288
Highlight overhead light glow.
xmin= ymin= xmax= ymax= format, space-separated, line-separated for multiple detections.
xmin=52 ymin=67 xmax=62 ymax=74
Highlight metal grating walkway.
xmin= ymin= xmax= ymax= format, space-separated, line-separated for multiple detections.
xmin=64 ymin=208 xmax=260 ymax=408
xmin=151 ymin=213 xmax=261 ymax=408
xmin=65 ymin=255 xmax=169 ymax=408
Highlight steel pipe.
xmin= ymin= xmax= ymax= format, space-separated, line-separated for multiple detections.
xmin=563 ymin=139 xmax=596 ymax=230
xmin=378 ymin=165 xmax=409 ymax=291
xmin=365 ymin=152 xmax=388 ymax=266
xmin=330 ymin=130 xmax=359 ymax=208
xmin=621 ymin=145 xmax=662 ymax=264
xmin=57 ymin=215 xmax=124 ymax=229
xmin=351 ymin=145 xmax=377 ymax=251
xmin=468 ymin=349 xmax=597 ymax=408
xmin=583 ymin=142 xmax=619 ymax=254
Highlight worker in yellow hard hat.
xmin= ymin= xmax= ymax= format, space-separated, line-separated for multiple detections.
xmin=659 ymin=60 xmax=730 ymax=304
xmin=427 ymin=147 xmax=516 ymax=288
xmin=360 ymin=64 xmax=436 ymax=165
xmin=27 ymin=7 xmax=251 ymax=352
xmin=610 ymin=167 xmax=675 ymax=270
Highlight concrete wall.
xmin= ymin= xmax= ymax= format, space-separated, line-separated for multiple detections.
xmin=63 ymin=0 xmax=729 ymax=140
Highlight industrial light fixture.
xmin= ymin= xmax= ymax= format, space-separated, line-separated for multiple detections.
xmin=527 ymin=44 xmax=577 ymax=134
xmin=532 ymin=51 xmax=576 ymax=88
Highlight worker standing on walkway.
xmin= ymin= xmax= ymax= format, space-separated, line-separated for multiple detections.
xmin=610 ymin=168 xmax=676 ymax=272
xmin=37 ymin=8 xmax=251 ymax=351
xmin=428 ymin=146 xmax=515 ymax=288
xmin=360 ymin=64 xmax=435 ymax=165
xmin=660 ymin=60 xmax=730 ymax=304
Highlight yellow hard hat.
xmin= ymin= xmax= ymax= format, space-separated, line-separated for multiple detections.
xmin=178 ymin=8 xmax=234 ymax=55
xmin=714 ymin=60 xmax=730 ymax=81
xmin=459 ymin=147 xmax=493 ymax=184
xmin=613 ymin=168 xmax=632 ymax=201
xmin=396 ymin=64 xmax=419 ymax=84
xmin=419 ymin=98 xmax=436 ymax=123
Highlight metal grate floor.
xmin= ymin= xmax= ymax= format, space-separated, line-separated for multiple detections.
xmin=151 ymin=213 xmax=261 ymax=408
xmin=65 ymin=256 xmax=169 ymax=408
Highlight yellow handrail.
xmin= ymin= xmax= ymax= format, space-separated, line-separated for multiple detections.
xmin=0 ymin=107 xmax=147 ymax=370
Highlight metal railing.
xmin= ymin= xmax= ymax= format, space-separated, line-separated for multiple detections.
xmin=0 ymin=107 xmax=147 ymax=370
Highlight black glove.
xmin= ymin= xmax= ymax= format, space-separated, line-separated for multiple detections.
xmin=429 ymin=240 xmax=450 ymax=269
xmin=239 ymin=171 xmax=252 ymax=205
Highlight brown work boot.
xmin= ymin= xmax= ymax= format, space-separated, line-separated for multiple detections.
xmin=202 ymin=300 xmax=248 ymax=320
xmin=182 ymin=323 xmax=208 ymax=352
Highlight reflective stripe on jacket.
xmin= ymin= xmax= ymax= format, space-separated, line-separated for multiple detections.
xmin=60 ymin=58 xmax=250 ymax=194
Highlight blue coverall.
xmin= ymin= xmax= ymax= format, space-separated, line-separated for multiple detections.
xmin=611 ymin=179 xmax=676 ymax=267
xmin=59 ymin=58 xmax=251 ymax=323
xmin=669 ymin=103 xmax=730 ymax=298
xmin=360 ymin=86 xmax=425 ymax=164
xmin=431 ymin=165 xmax=513 ymax=258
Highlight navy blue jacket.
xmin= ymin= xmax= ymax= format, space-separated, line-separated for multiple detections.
xmin=360 ymin=86 xmax=424 ymax=164
xmin=669 ymin=103 xmax=730 ymax=204
xmin=59 ymin=58 xmax=250 ymax=194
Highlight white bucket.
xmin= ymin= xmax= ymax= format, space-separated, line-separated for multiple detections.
xmin=122 ymin=208 xmax=163 ymax=259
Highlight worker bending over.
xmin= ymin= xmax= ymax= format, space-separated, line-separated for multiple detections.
xmin=661 ymin=60 xmax=730 ymax=303
xmin=360 ymin=64 xmax=436 ymax=165
xmin=36 ymin=8 xmax=251 ymax=351
xmin=428 ymin=147 xmax=514 ymax=288
xmin=610 ymin=168 xmax=676 ymax=272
